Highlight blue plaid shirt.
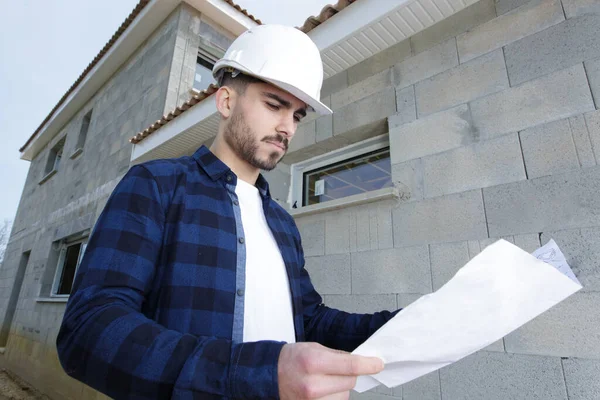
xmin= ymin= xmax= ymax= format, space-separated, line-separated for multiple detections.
xmin=57 ymin=145 xmax=397 ymax=399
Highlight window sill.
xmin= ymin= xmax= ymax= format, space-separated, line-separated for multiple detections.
xmin=289 ymin=186 xmax=398 ymax=217
xmin=38 ymin=169 xmax=57 ymax=185
xmin=36 ymin=296 xmax=69 ymax=303
xmin=70 ymin=147 xmax=83 ymax=159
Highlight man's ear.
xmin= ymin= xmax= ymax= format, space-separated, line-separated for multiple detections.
xmin=215 ymin=86 xmax=235 ymax=119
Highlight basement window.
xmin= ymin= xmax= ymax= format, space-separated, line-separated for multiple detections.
xmin=289 ymin=135 xmax=395 ymax=216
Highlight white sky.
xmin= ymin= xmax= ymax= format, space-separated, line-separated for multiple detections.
xmin=0 ymin=0 xmax=333 ymax=223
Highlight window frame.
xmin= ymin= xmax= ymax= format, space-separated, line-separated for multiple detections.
xmin=289 ymin=134 xmax=396 ymax=216
xmin=40 ymin=136 xmax=66 ymax=184
xmin=50 ymin=237 xmax=88 ymax=297
xmin=192 ymin=49 xmax=218 ymax=93
xmin=71 ymin=109 xmax=93 ymax=159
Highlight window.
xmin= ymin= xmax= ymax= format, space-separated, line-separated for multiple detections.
xmin=194 ymin=54 xmax=217 ymax=92
xmin=71 ymin=109 xmax=92 ymax=158
xmin=43 ymin=137 xmax=66 ymax=177
xmin=51 ymin=237 xmax=87 ymax=296
xmin=289 ymin=135 xmax=394 ymax=211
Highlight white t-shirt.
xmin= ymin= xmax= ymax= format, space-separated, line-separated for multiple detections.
xmin=235 ymin=178 xmax=296 ymax=343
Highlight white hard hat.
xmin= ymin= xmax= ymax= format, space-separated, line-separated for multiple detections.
xmin=213 ymin=24 xmax=333 ymax=115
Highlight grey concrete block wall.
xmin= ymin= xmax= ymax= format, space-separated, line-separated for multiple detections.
xmin=440 ymin=352 xmax=568 ymax=400
xmin=292 ymin=1 xmax=600 ymax=398
xmin=470 ymin=64 xmax=595 ymax=138
xmin=457 ymin=0 xmax=564 ymax=63
xmin=504 ymin=14 xmax=600 ymax=86
xmin=519 ymin=119 xmax=581 ymax=179
xmin=415 ymin=49 xmax=509 ymax=116
xmin=562 ymin=358 xmax=600 ymax=400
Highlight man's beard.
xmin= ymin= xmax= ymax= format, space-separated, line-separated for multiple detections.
xmin=224 ymin=109 xmax=288 ymax=171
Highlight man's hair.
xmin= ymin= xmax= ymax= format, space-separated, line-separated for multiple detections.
xmin=218 ymin=71 xmax=264 ymax=95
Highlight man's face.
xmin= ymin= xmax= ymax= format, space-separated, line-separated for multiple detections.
xmin=223 ymin=82 xmax=307 ymax=171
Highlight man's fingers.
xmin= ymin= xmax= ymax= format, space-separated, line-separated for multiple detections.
xmin=314 ymin=350 xmax=384 ymax=376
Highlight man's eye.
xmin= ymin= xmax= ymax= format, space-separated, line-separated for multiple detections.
xmin=294 ymin=115 xmax=301 ymax=123
xmin=267 ymin=103 xmax=280 ymax=111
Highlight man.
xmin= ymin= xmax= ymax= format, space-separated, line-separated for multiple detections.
xmin=57 ymin=24 xmax=398 ymax=399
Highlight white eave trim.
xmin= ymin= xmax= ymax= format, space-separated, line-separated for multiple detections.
xmin=184 ymin=0 xmax=258 ymax=35
xmin=131 ymin=96 xmax=217 ymax=163
xmin=20 ymin=0 xmax=258 ymax=161
xmin=308 ymin=0 xmax=415 ymax=51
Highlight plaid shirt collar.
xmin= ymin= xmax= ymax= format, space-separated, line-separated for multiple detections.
xmin=192 ymin=145 xmax=271 ymax=199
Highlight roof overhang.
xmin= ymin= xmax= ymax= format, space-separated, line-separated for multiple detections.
xmin=130 ymin=0 xmax=479 ymax=163
xmin=19 ymin=0 xmax=258 ymax=161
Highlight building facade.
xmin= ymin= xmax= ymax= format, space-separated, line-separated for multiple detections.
xmin=1 ymin=0 xmax=599 ymax=399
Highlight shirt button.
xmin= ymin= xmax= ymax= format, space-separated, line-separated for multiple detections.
xmin=237 ymin=289 xmax=244 ymax=296
xmin=226 ymin=175 xmax=232 ymax=182
xmin=238 ymin=237 xmax=245 ymax=244
xmin=233 ymin=200 xmax=239 ymax=206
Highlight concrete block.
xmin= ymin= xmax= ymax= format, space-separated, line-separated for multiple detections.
xmin=296 ymin=218 xmax=325 ymax=257
xmin=519 ymin=119 xmax=580 ymax=179
xmin=390 ymin=105 xmax=476 ymax=164
xmin=468 ymin=240 xmax=482 ymax=258
xmin=484 ymin=166 xmax=600 ymax=236
xmin=402 ymin=371 xmax=441 ymax=400
xmin=505 ymin=15 xmax=600 ymax=85
xmin=570 ymin=115 xmax=597 ymax=167
xmin=391 ymin=158 xmax=424 ymax=202
xmin=316 ymin=114 xmax=333 ymax=143
xmin=430 ymin=241 xmax=470 ymax=291
xmin=585 ymin=109 xmax=600 ymax=162
xmin=513 ymin=233 xmax=541 ymax=253
xmin=410 ymin=0 xmax=497 ymax=54
xmin=321 ymin=71 xmax=348 ymax=98
xmin=416 ymin=49 xmax=509 ymax=117
xmin=323 ymin=294 xmax=397 ymax=314
xmin=332 ymin=69 xmax=393 ymax=110
xmin=392 ymin=39 xmax=459 ymax=91
xmin=392 ymin=189 xmax=488 ymax=246
xmin=505 ymin=292 xmax=600 ymax=358
xmin=563 ymin=358 xmax=600 ymax=400
xmin=333 ymin=88 xmax=396 ymax=136
xmin=423 ymin=133 xmax=526 ymax=198
xmin=347 ymin=39 xmax=412 ymax=85
xmin=470 ymin=64 xmax=595 ymax=139
xmin=440 ymin=351 xmax=567 ymax=400
xmin=585 ymin=57 xmax=600 ymax=109
xmin=288 ymin=120 xmax=316 ymax=154
xmin=352 ymin=246 xmax=432 ymax=294
xmin=304 ymin=254 xmax=351 ymax=295
xmin=389 ymin=86 xmax=416 ymax=129
xmin=325 ymin=209 xmax=354 ymax=255
xmin=457 ymin=0 xmax=564 ymax=64
xmin=495 ymin=0 xmax=530 ymax=15
xmin=541 ymin=227 xmax=600 ymax=292
xmin=396 ymin=293 xmax=423 ymax=308
xmin=350 ymin=390 xmax=400 ymax=400
xmin=352 ymin=203 xmax=394 ymax=253
xmin=562 ymin=0 xmax=600 ymax=18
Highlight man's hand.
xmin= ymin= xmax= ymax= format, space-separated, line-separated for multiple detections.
xmin=278 ymin=342 xmax=384 ymax=399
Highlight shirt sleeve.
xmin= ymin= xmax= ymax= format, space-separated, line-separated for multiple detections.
xmin=293 ymin=224 xmax=400 ymax=352
xmin=56 ymin=165 xmax=284 ymax=400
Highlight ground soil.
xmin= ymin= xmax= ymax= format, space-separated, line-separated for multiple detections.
xmin=0 ymin=370 xmax=50 ymax=400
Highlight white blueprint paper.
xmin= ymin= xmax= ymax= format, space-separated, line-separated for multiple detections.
xmin=352 ymin=239 xmax=582 ymax=392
